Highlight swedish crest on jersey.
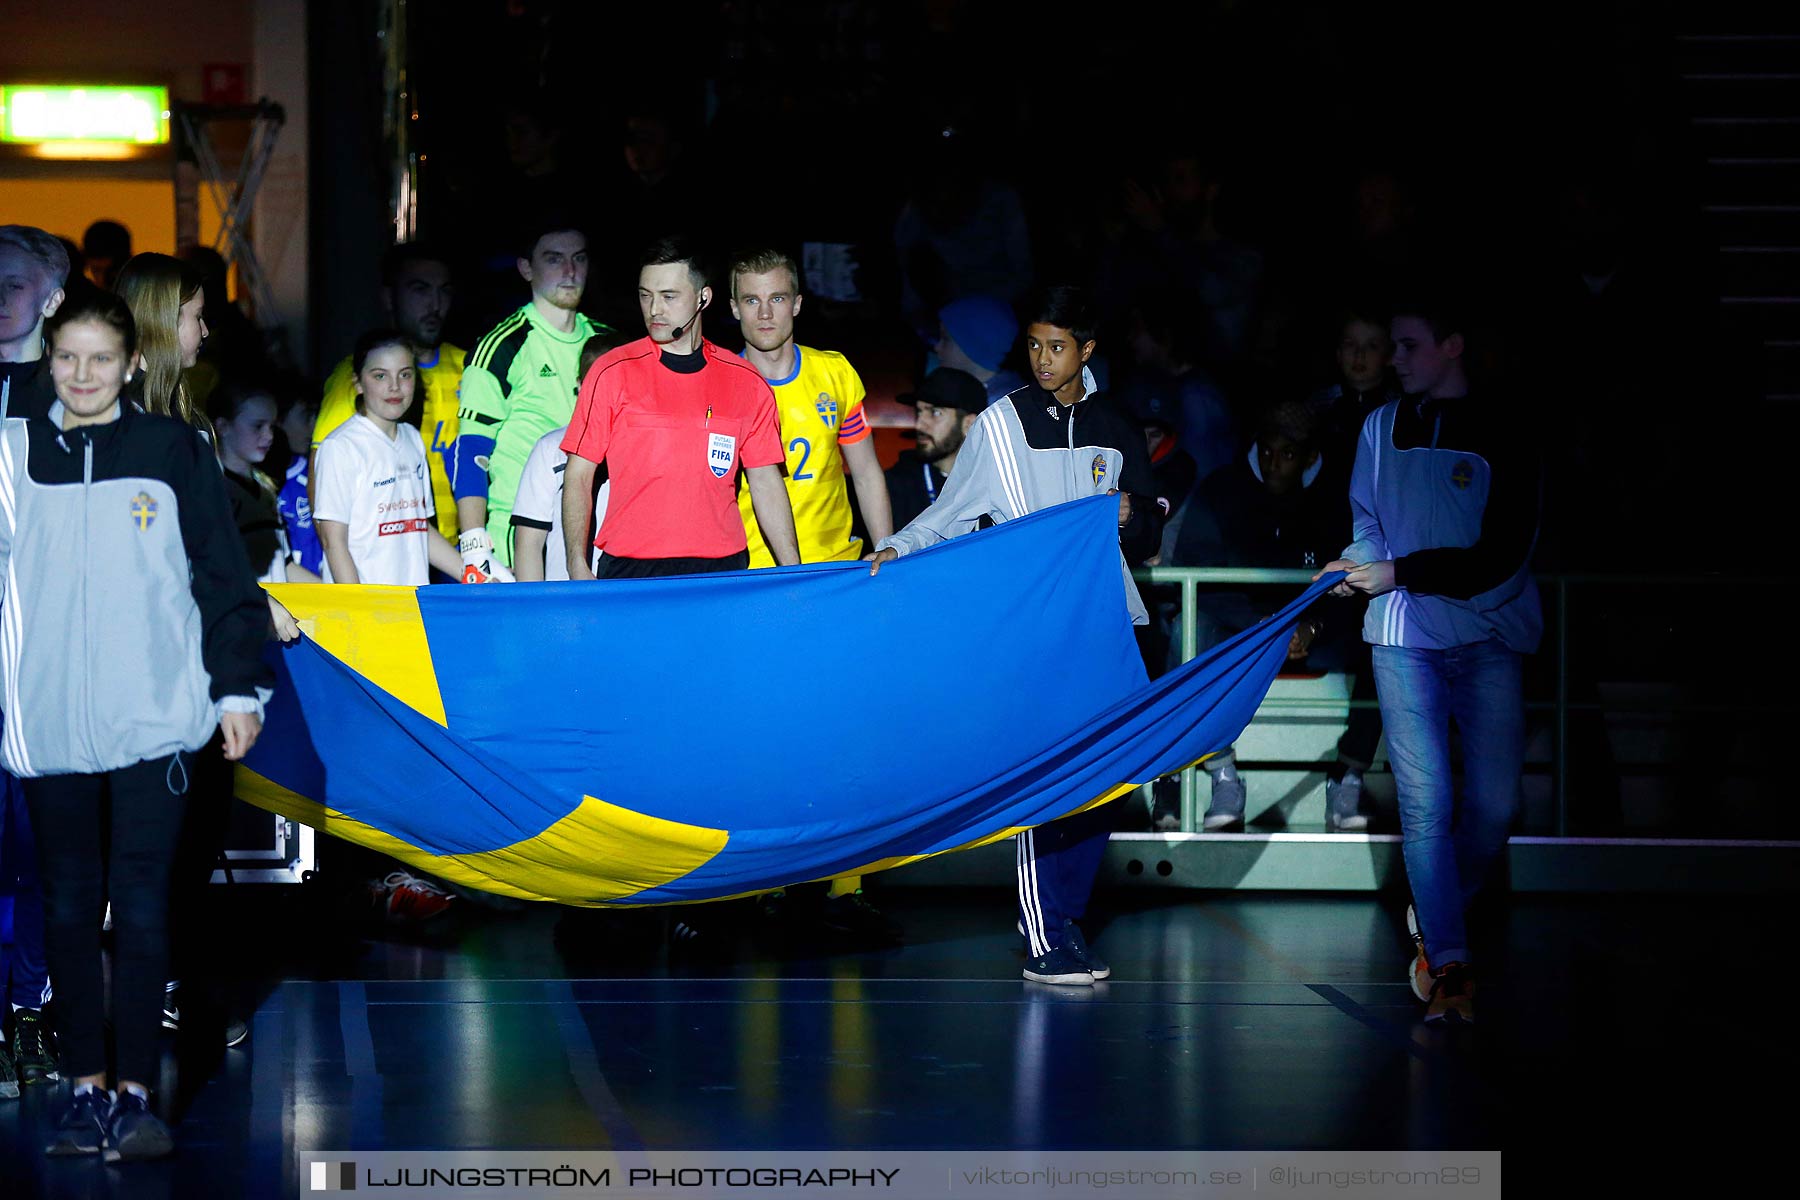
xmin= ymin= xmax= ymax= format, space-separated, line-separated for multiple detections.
xmin=1091 ymin=454 xmax=1108 ymax=486
xmin=129 ymin=492 xmax=158 ymax=531
xmin=815 ymin=392 xmax=838 ymax=428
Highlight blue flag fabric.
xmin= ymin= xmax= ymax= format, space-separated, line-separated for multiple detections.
xmin=240 ymin=495 xmax=1337 ymax=906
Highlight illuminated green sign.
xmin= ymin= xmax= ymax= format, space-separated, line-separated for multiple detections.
xmin=0 ymin=86 xmax=170 ymax=145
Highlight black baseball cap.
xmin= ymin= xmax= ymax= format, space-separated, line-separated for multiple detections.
xmin=901 ymin=368 xmax=986 ymax=415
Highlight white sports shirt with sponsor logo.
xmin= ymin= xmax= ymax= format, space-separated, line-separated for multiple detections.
xmin=509 ymin=426 xmax=609 ymax=582
xmin=314 ymin=413 xmax=437 ymax=585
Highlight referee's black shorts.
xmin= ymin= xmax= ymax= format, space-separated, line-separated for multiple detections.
xmin=594 ymin=551 xmax=749 ymax=579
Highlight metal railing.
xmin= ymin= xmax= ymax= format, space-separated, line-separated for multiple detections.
xmin=1131 ymin=567 xmax=1786 ymax=838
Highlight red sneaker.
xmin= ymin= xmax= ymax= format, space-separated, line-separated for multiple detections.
xmin=373 ymin=871 xmax=457 ymax=923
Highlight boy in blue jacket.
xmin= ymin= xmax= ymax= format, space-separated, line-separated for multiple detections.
xmin=1318 ymin=297 xmax=1540 ymax=1025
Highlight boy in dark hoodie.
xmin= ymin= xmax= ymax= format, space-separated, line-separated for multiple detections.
xmin=1171 ymin=400 xmax=1350 ymax=830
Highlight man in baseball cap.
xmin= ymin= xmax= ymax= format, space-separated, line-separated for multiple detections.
xmin=885 ymin=367 xmax=988 ymax=529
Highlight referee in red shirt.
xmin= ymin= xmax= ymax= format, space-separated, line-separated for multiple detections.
xmin=562 ymin=238 xmax=800 ymax=577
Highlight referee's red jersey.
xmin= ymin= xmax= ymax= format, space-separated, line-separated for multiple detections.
xmin=562 ymin=337 xmax=784 ymax=559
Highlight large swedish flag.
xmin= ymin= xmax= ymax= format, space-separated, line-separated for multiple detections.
xmin=240 ymin=496 xmax=1336 ymax=906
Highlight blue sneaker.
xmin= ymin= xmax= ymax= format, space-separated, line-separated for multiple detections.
xmin=1023 ymin=944 xmax=1095 ymax=986
xmin=104 ymin=1089 xmax=173 ymax=1162
xmin=1060 ymin=920 xmax=1111 ymax=981
xmin=46 ymin=1086 xmax=112 ymax=1156
xmin=1202 ymin=774 xmax=1246 ymax=831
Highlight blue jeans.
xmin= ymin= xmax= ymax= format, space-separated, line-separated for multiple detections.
xmin=1372 ymin=640 xmax=1524 ymax=967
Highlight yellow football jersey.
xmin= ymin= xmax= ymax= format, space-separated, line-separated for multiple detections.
xmin=313 ymin=343 xmax=465 ymax=541
xmin=738 ymin=345 xmax=870 ymax=566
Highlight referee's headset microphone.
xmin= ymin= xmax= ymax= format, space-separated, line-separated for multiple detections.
xmin=668 ymin=291 xmax=710 ymax=341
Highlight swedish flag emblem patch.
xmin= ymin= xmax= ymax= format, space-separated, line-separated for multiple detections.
xmin=130 ymin=493 xmax=157 ymax=531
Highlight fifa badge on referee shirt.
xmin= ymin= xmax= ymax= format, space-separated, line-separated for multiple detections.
xmin=708 ymin=432 xmax=737 ymax=478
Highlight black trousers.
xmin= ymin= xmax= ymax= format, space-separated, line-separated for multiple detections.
xmin=596 ymin=550 xmax=749 ymax=579
xmin=24 ymin=754 xmax=190 ymax=1084
xmin=169 ymin=732 xmax=233 ymax=988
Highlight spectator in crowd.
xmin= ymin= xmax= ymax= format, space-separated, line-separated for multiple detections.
xmin=578 ymin=110 xmax=705 ymax=327
xmin=114 ymin=254 xmax=210 ymax=431
xmin=1318 ymin=295 xmax=1541 ymax=1025
xmin=1123 ymin=286 xmax=1235 ymax=485
xmin=178 ymin=246 xmax=273 ymax=395
xmin=1108 ymin=150 xmax=1264 ymax=368
xmin=314 ymin=244 xmax=464 ymax=543
xmin=894 ymin=129 xmax=1032 ymax=338
xmin=316 ymin=331 xmax=464 ymax=586
xmin=273 ymin=381 xmax=324 ymax=578
xmin=210 ymin=382 xmax=321 ymax=584
xmin=510 ymin=331 xmax=630 ymax=582
xmin=1170 ymin=400 xmax=1351 ymax=832
xmin=2 ymin=290 xmax=274 ymax=1162
xmin=1306 ymin=307 xmax=1398 ymax=826
xmin=934 ymin=295 xmax=1026 ymax=406
xmin=884 ymin=367 xmax=986 ymax=531
xmin=80 ymin=220 xmax=132 ymax=292
xmin=1118 ymin=380 xmax=1196 ymax=563
xmin=561 ymin=237 xmax=799 ymax=579
xmin=0 ymin=226 xmax=70 ymax=420
xmin=53 ymin=238 xmax=91 ymax=303
xmin=869 ymin=285 xmax=1160 ymax=987
xmin=454 ymin=219 xmax=608 ymax=580
xmin=1310 ymin=306 xmax=1400 ymax=472
xmin=1343 ymin=168 xmax=1422 ymax=284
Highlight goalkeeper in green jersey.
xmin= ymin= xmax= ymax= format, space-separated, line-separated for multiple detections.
xmin=452 ymin=216 xmax=609 ymax=576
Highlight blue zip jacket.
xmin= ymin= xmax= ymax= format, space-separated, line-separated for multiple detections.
xmin=1343 ymin=395 xmax=1542 ymax=653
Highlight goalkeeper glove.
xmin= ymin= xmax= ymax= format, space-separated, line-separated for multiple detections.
xmin=458 ymin=527 xmax=515 ymax=584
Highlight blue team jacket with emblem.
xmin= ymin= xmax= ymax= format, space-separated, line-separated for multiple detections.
xmin=0 ymin=402 xmax=273 ymax=777
xmin=876 ymin=382 xmax=1161 ymax=624
xmin=1342 ymin=395 xmax=1542 ymax=653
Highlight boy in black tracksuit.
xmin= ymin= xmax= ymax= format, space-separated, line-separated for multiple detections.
xmin=871 ymin=286 xmax=1161 ymax=985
